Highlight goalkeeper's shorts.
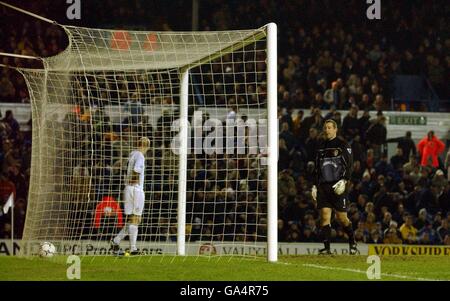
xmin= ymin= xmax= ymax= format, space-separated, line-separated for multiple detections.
xmin=123 ymin=185 xmax=145 ymax=216
xmin=316 ymin=183 xmax=348 ymax=212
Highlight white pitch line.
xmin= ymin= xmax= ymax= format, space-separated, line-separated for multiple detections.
xmin=302 ymin=263 xmax=442 ymax=281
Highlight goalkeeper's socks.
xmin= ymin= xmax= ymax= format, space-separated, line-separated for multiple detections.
xmin=320 ymin=224 xmax=332 ymax=250
xmin=113 ymin=224 xmax=128 ymax=245
xmin=129 ymin=224 xmax=139 ymax=251
xmin=343 ymin=223 xmax=355 ymax=244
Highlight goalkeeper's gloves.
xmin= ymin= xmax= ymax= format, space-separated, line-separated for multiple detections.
xmin=311 ymin=185 xmax=317 ymax=201
xmin=332 ymin=179 xmax=347 ymax=195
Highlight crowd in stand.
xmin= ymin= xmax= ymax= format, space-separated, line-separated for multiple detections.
xmin=0 ymin=111 xmax=31 ymax=238
xmin=1 ymin=1 xmax=449 ymax=245
xmin=277 ymin=106 xmax=450 ymax=245
xmin=1 ymin=1 xmax=449 ymax=106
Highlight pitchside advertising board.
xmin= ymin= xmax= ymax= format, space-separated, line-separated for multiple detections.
xmin=1 ymin=240 xmax=365 ymax=256
xmin=1 ymin=240 xmax=449 ymax=256
xmin=368 ymin=245 xmax=450 ymax=256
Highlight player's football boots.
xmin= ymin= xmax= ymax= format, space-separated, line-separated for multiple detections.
xmin=318 ymin=247 xmax=332 ymax=255
xmin=349 ymin=242 xmax=358 ymax=255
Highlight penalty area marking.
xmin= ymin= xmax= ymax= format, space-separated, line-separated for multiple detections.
xmin=302 ymin=263 xmax=441 ymax=281
xmin=276 ymin=260 xmax=441 ymax=281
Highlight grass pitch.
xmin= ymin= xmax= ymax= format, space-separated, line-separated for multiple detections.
xmin=0 ymin=255 xmax=449 ymax=281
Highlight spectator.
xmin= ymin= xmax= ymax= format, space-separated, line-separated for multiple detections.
xmin=93 ymin=195 xmax=124 ymax=232
xmin=399 ymin=215 xmax=418 ymax=244
xmin=417 ymin=131 xmax=445 ymax=168
xmin=367 ymin=229 xmax=383 ymax=244
xmin=334 ymin=227 xmax=348 ymax=243
xmin=418 ymin=224 xmax=437 ymax=245
xmin=302 ymin=225 xmax=318 ymax=242
xmin=278 ymin=139 xmax=291 ymax=171
xmin=304 ymin=127 xmax=319 ymax=163
xmin=350 ymin=135 xmax=366 ymax=164
xmin=278 ymin=219 xmax=288 ymax=241
xmin=1 ymin=110 xmax=20 ymax=137
xmin=432 ymin=212 xmax=443 ymax=229
xmin=386 ymin=131 xmax=417 ymax=160
xmin=383 ymin=227 xmax=402 ymax=244
xmin=390 ymin=148 xmax=407 ymax=171
xmin=0 ymin=73 xmax=16 ymax=100
xmin=432 ymin=169 xmax=447 ymax=193
xmin=374 ymin=153 xmax=393 ymax=178
xmin=444 ymin=235 xmax=450 ymax=245
xmin=403 ymin=154 xmax=419 ymax=175
xmin=437 ymin=219 xmax=449 ymax=244
xmin=358 ymin=109 xmax=371 ymax=142
xmin=365 ymin=114 xmax=387 ymax=161
xmin=408 ymin=165 xmax=421 ymax=185
xmin=356 ymin=193 xmax=368 ymax=212
xmin=414 ymin=208 xmax=430 ymax=230
xmin=280 ymin=107 xmax=294 ymax=131
xmin=278 ymin=169 xmax=296 ymax=200
xmin=291 ymin=109 xmax=304 ymax=137
xmin=279 ymin=122 xmax=296 ymax=152
xmin=0 ymin=172 xmax=16 ymax=205
xmin=342 ymin=105 xmax=359 ymax=141
xmin=445 ymin=149 xmax=450 ymax=182
xmin=438 ymin=186 xmax=450 ymax=215
xmin=354 ymin=228 xmax=366 ymax=243
xmin=361 ymin=201 xmax=375 ymax=221
xmin=362 ymin=212 xmax=378 ymax=234
xmin=381 ymin=211 xmax=393 ymax=232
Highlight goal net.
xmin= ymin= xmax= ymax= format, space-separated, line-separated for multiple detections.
xmin=16 ymin=23 xmax=278 ymax=261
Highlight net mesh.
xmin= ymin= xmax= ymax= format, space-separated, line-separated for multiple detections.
xmin=19 ymin=24 xmax=271 ymax=257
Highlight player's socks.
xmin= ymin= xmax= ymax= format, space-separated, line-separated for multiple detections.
xmin=320 ymin=224 xmax=332 ymax=251
xmin=113 ymin=224 xmax=128 ymax=245
xmin=343 ymin=223 xmax=358 ymax=254
xmin=129 ymin=224 xmax=138 ymax=252
xmin=343 ymin=223 xmax=355 ymax=244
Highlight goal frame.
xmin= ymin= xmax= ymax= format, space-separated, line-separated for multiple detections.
xmin=176 ymin=23 xmax=278 ymax=262
xmin=0 ymin=14 xmax=278 ymax=261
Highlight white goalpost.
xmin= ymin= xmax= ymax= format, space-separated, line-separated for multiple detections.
xmin=0 ymin=4 xmax=278 ymax=261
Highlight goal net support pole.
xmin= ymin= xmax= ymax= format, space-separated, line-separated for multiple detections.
xmin=177 ymin=69 xmax=189 ymax=256
xmin=266 ymin=23 xmax=278 ymax=263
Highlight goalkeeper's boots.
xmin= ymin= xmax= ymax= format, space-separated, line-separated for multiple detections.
xmin=349 ymin=241 xmax=358 ymax=255
xmin=318 ymin=247 xmax=332 ymax=255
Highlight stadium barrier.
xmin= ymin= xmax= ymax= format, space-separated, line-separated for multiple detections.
xmin=0 ymin=239 xmax=369 ymax=256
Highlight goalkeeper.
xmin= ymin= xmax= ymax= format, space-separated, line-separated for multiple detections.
xmin=311 ymin=119 xmax=357 ymax=255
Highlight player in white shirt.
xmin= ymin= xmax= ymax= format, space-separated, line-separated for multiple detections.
xmin=111 ymin=137 xmax=150 ymax=255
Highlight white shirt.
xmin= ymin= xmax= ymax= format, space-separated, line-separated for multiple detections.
xmin=126 ymin=150 xmax=145 ymax=189
xmin=227 ymin=110 xmax=236 ymax=121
